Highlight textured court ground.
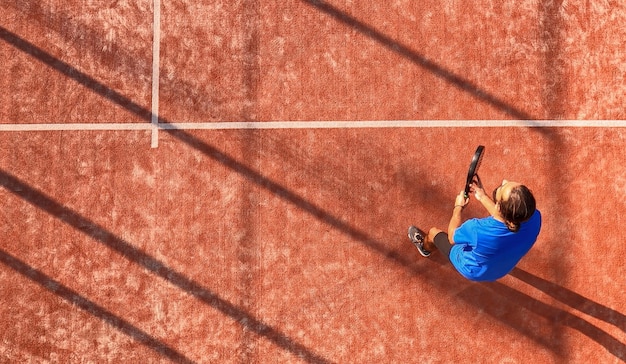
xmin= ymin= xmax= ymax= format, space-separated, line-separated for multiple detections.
xmin=1 ymin=1 xmax=625 ymax=363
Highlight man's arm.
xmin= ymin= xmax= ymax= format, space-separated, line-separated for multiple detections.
xmin=448 ymin=191 xmax=468 ymax=244
xmin=473 ymin=183 xmax=499 ymax=217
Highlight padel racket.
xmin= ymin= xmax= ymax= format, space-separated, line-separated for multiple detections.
xmin=464 ymin=145 xmax=485 ymax=197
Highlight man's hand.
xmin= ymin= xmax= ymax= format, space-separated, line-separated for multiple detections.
xmin=455 ymin=190 xmax=469 ymax=208
xmin=471 ymin=175 xmax=500 ymax=218
xmin=471 ymin=175 xmax=487 ymax=201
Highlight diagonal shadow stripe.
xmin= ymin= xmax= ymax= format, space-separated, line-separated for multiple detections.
xmin=425 ymin=254 xmax=626 ymax=361
xmin=510 ymin=268 xmax=626 ymax=332
xmin=486 ymin=280 xmax=626 ymax=361
xmin=0 ymin=26 xmax=152 ymax=122
xmin=448 ymin=266 xmax=626 ymax=361
xmin=0 ymin=24 xmax=415 ymax=270
xmin=0 ymin=249 xmax=195 ymax=364
xmin=301 ymin=0 xmax=534 ymax=120
xmin=5 ymin=16 xmax=623 ymax=362
xmin=0 ymin=169 xmax=332 ymax=364
xmin=167 ymin=127 xmax=414 ymax=267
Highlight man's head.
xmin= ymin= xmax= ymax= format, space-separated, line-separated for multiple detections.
xmin=492 ymin=180 xmax=536 ymax=232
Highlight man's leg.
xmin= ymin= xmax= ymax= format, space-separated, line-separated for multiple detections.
xmin=425 ymin=227 xmax=453 ymax=259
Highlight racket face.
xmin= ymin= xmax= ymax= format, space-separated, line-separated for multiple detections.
xmin=464 ymin=145 xmax=485 ymax=195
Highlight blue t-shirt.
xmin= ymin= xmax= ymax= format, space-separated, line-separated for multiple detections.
xmin=450 ymin=210 xmax=542 ymax=281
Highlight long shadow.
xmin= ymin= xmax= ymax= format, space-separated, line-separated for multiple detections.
xmin=301 ymin=0 xmax=535 ymax=120
xmin=0 ymin=249 xmax=195 ymax=364
xmin=4 ymin=13 xmax=625 ymax=362
xmin=2 ymin=1 xmax=151 ymax=78
xmin=167 ymin=128 xmax=415 ymax=268
xmin=510 ymin=268 xmax=626 ymax=332
xmin=457 ymin=279 xmax=626 ymax=361
xmin=540 ymin=0 xmax=567 ymax=118
xmin=482 ymin=280 xmax=626 ymax=361
xmin=533 ymin=0 xmax=575 ymax=343
xmin=427 ymin=248 xmax=626 ymax=361
xmin=0 ymin=24 xmax=410 ymax=361
xmin=0 ymin=169 xmax=332 ymax=364
xmin=0 ymin=26 xmax=152 ymax=121
xmin=2 ymin=1 xmax=232 ymax=122
xmin=235 ymin=2 xmax=261 ymax=361
xmin=0 ymin=25 xmax=417 ymax=269
xmin=0 ymin=25 xmax=521 ymax=274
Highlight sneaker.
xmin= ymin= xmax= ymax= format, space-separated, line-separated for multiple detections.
xmin=408 ymin=226 xmax=431 ymax=257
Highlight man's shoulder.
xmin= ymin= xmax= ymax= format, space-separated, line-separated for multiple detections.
xmin=464 ymin=216 xmax=499 ymax=228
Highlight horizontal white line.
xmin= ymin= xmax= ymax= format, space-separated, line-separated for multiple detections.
xmin=164 ymin=120 xmax=626 ymax=129
xmin=0 ymin=120 xmax=625 ymax=131
xmin=0 ymin=123 xmax=152 ymax=131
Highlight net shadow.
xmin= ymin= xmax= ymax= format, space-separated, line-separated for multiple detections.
xmin=301 ymin=0 xmax=535 ymax=120
xmin=3 ymin=10 xmax=624 ymax=362
xmin=0 ymin=249 xmax=195 ymax=364
xmin=540 ymin=0 xmax=567 ymax=119
xmin=0 ymin=169 xmax=332 ymax=364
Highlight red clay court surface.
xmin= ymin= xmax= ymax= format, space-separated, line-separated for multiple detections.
xmin=1 ymin=1 xmax=625 ymax=363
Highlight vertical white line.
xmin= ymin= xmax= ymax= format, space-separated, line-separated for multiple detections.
xmin=151 ymin=0 xmax=161 ymax=148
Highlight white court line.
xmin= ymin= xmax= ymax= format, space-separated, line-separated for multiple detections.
xmin=150 ymin=0 xmax=161 ymax=148
xmin=0 ymin=120 xmax=624 ymax=131
xmin=0 ymin=123 xmax=151 ymax=131
xmin=158 ymin=120 xmax=626 ymax=129
xmin=1 ymin=120 xmax=626 ymax=132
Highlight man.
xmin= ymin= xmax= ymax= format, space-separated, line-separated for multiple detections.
xmin=408 ymin=179 xmax=541 ymax=281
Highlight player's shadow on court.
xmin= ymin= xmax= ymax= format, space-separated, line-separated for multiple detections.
xmin=452 ymin=267 xmax=626 ymax=361
xmin=509 ymin=267 xmax=626 ymax=333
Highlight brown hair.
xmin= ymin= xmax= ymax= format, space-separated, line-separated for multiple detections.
xmin=499 ymin=185 xmax=536 ymax=232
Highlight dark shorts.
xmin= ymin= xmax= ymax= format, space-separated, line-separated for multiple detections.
xmin=433 ymin=232 xmax=453 ymax=260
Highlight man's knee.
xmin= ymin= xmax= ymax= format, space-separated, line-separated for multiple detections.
xmin=428 ymin=227 xmax=443 ymax=241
